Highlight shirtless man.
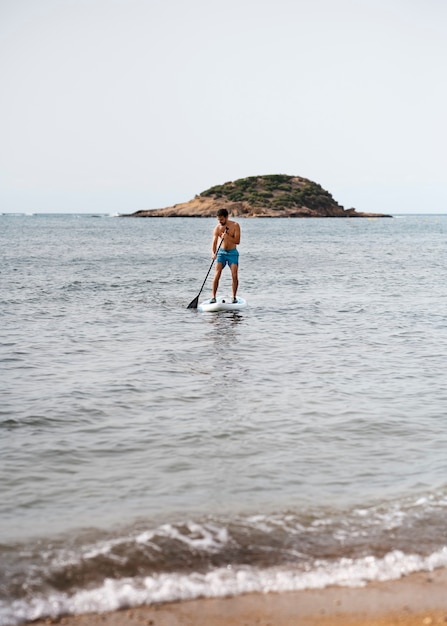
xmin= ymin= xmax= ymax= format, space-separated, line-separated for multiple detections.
xmin=210 ymin=208 xmax=241 ymax=303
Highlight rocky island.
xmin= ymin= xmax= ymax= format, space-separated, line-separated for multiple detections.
xmin=121 ymin=175 xmax=391 ymax=218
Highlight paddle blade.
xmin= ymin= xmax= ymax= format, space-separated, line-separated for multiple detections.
xmin=187 ymin=295 xmax=199 ymax=309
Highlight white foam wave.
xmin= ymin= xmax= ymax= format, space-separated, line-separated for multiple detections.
xmin=2 ymin=546 xmax=447 ymax=626
xmin=136 ymin=520 xmax=230 ymax=552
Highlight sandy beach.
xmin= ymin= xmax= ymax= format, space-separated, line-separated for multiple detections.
xmin=29 ymin=568 xmax=447 ymax=626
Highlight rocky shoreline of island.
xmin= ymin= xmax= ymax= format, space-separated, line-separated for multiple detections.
xmin=120 ymin=175 xmax=392 ymax=218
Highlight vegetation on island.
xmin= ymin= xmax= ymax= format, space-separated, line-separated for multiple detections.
xmin=199 ymin=174 xmax=338 ymax=213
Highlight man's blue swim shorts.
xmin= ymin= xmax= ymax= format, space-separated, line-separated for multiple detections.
xmin=217 ymin=248 xmax=239 ymax=267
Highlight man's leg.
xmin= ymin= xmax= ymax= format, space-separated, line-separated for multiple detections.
xmin=230 ymin=263 xmax=239 ymax=299
xmin=212 ymin=263 xmax=223 ymax=299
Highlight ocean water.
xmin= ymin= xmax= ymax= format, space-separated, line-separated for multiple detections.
xmin=1 ymin=213 xmax=447 ymax=625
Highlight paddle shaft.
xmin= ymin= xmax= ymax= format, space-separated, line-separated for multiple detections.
xmin=187 ymin=229 xmax=227 ymax=308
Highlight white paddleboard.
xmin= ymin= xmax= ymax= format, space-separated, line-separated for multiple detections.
xmin=198 ymin=296 xmax=247 ymax=312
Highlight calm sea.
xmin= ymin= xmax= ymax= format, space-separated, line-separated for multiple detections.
xmin=1 ymin=213 xmax=447 ymax=625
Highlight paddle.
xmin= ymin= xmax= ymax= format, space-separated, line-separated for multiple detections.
xmin=187 ymin=230 xmax=226 ymax=309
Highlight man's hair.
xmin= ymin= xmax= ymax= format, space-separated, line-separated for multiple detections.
xmin=216 ymin=208 xmax=228 ymax=217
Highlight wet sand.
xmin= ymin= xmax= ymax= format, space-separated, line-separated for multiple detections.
xmin=30 ymin=568 xmax=447 ymax=626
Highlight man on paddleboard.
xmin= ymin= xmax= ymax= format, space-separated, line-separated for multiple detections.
xmin=210 ymin=208 xmax=241 ymax=303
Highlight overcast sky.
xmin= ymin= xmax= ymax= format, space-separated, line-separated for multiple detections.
xmin=1 ymin=0 xmax=446 ymax=214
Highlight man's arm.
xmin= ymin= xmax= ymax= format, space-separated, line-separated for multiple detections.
xmin=233 ymin=222 xmax=241 ymax=245
xmin=211 ymin=226 xmax=221 ymax=258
